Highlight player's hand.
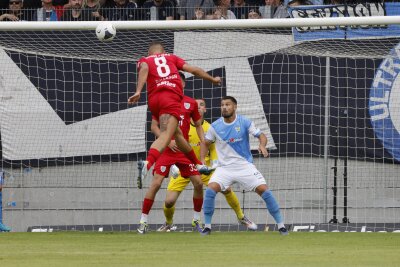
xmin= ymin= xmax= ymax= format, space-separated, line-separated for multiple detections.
xmin=168 ymin=140 xmax=180 ymax=152
xmin=212 ymin=77 xmax=222 ymax=85
xmin=258 ymin=146 xmax=269 ymax=158
xmin=128 ymin=92 xmax=140 ymax=104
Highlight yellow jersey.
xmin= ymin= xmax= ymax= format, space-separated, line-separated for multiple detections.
xmin=188 ymin=120 xmax=217 ymax=166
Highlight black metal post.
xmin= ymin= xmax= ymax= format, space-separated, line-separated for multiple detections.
xmin=342 ymin=158 xmax=349 ymax=223
xmin=329 ymin=158 xmax=338 ymax=223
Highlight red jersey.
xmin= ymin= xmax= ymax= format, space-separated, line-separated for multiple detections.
xmin=152 ymin=95 xmax=201 ymax=141
xmin=179 ymin=96 xmax=201 ymax=140
xmin=138 ymin=53 xmax=186 ymax=98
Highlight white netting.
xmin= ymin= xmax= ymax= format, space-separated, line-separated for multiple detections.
xmin=0 ymin=19 xmax=400 ymax=232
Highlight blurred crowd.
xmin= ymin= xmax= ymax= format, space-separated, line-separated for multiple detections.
xmin=0 ymin=0 xmax=386 ymax=21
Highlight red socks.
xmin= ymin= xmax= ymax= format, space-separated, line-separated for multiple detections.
xmin=142 ymin=198 xmax=154 ymax=215
xmin=193 ymin=198 xmax=203 ymax=212
xmin=146 ymin=148 xmax=161 ymax=170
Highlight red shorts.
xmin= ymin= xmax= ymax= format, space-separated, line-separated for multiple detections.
xmin=153 ymin=148 xmax=200 ymax=178
xmin=148 ymin=90 xmax=182 ymax=121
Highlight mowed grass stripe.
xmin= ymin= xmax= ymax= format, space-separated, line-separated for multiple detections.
xmin=0 ymin=232 xmax=399 ymax=267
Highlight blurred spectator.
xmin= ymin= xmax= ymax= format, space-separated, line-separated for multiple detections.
xmin=141 ymin=0 xmax=175 ymax=20
xmin=231 ymin=0 xmax=251 ymax=19
xmin=33 ymin=0 xmax=58 ymax=21
xmin=52 ymin=0 xmax=69 ymax=19
xmin=287 ymin=0 xmax=312 ymax=6
xmin=259 ymin=0 xmax=288 ymax=18
xmin=193 ymin=7 xmax=205 ymax=19
xmin=0 ymin=0 xmax=29 ymax=21
xmin=213 ymin=0 xmax=236 ymax=19
xmin=205 ymin=8 xmax=215 ymax=19
xmin=83 ymin=0 xmax=106 ymax=20
xmin=60 ymin=0 xmax=93 ymax=20
xmin=179 ymin=0 xmax=214 ymax=20
xmin=104 ymin=0 xmax=138 ymax=20
xmin=247 ymin=7 xmax=261 ymax=18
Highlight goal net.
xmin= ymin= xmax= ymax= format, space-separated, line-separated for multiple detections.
xmin=0 ymin=18 xmax=400 ymax=233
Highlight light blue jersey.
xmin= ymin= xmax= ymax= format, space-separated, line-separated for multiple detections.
xmin=205 ymin=114 xmax=262 ymax=166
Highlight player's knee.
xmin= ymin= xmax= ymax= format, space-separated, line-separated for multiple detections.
xmin=255 ymin=184 xmax=269 ymax=196
xmin=164 ymin=199 xmax=176 ymax=208
xmin=208 ymin=182 xmax=221 ymax=192
xmin=192 ymin=180 xmax=203 ymax=190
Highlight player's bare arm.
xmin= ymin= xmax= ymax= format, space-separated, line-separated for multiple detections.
xmin=193 ymin=118 xmax=205 ymax=143
xmin=258 ymin=133 xmax=269 ymax=158
xmin=200 ymin=139 xmax=212 ymax=164
xmin=181 ymin=64 xmax=221 ymax=85
xmin=128 ymin=62 xmax=149 ymax=104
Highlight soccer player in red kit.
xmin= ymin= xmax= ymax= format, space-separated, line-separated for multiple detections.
xmin=128 ymin=41 xmax=221 ymax=181
xmin=136 ymin=73 xmax=206 ymax=234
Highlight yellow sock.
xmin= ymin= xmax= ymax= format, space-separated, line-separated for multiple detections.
xmin=224 ymin=191 xmax=244 ymax=220
xmin=163 ymin=204 xmax=175 ymax=225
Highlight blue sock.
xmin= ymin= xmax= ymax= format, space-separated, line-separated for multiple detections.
xmin=203 ymin=188 xmax=217 ymax=226
xmin=0 ymin=191 xmax=2 ymax=223
xmin=261 ymin=190 xmax=283 ymax=224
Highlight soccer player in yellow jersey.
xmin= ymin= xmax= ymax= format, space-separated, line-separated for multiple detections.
xmin=157 ymin=98 xmax=257 ymax=231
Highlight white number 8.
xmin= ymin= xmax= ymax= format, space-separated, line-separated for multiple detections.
xmin=154 ymin=56 xmax=171 ymax=78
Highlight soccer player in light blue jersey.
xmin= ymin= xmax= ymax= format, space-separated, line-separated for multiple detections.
xmin=200 ymin=96 xmax=288 ymax=235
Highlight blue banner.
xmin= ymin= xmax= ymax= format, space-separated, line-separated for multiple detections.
xmin=289 ymin=3 xmax=400 ymax=41
xmin=369 ymin=43 xmax=400 ymax=161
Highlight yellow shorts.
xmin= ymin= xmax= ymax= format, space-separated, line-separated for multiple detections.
xmin=167 ymin=173 xmax=212 ymax=192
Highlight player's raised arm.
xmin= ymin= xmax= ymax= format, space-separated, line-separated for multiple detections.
xmin=181 ymin=64 xmax=221 ymax=85
xmin=128 ymin=62 xmax=149 ymax=104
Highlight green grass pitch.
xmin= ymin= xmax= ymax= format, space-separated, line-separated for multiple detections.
xmin=1 ymin=232 xmax=399 ymax=267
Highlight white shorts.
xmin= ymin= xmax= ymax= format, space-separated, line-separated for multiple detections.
xmin=209 ymin=163 xmax=266 ymax=192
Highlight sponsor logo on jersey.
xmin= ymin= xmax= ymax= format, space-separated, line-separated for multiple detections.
xmin=157 ymin=80 xmax=176 ymax=88
xmin=369 ymin=42 xmax=400 ymax=161
xmin=225 ymin=137 xmax=243 ymax=143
